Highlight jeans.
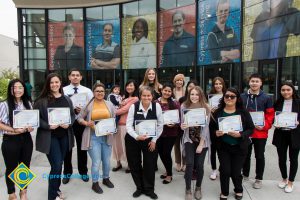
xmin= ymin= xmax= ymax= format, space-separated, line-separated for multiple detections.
xmin=157 ymin=136 xmax=177 ymax=176
xmin=88 ymin=134 xmax=112 ymax=182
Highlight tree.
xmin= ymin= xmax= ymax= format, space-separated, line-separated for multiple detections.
xmin=0 ymin=68 xmax=19 ymax=100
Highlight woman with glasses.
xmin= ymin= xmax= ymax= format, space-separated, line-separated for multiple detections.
xmin=209 ymin=88 xmax=254 ymax=200
xmin=0 ymin=79 xmax=34 ymax=200
xmin=77 ymin=83 xmax=115 ymax=194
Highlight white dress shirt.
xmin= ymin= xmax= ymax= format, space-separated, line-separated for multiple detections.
xmin=63 ymin=84 xmax=93 ymax=101
xmin=126 ymin=102 xmax=163 ymax=142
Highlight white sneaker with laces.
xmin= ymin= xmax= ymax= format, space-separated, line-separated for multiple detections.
xmin=284 ymin=184 xmax=294 ymax=193
xmin=210 ymin=170 xmax=218 ymax=180
xmin=278 ymin=180 xmax=288 ymax=189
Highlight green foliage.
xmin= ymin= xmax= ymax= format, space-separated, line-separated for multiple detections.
xmin=1 ymin=69 xmax=19 ymax=80
xmin=0 ymin=68 xmax=19 ymax=100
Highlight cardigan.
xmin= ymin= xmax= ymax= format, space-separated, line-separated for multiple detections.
xmin=116 ymin=97 xmax=139 ymax=125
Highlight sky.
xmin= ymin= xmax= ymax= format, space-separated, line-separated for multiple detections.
xmin=0 ymin=0 xmax=18 ymax=39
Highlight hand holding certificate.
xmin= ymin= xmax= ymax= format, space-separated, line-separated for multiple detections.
xmin=183 ymin=108 xmax=206 ymax=127
xmin=135 ymin=120 xmax=157 ymax=137
xmin=70 ymin=93 xmax=88 ymax=108
xmin=274 ymin=111 xmax=298 ymax=129
xmin=218 ymin=115 xmax=243 ymax=133
xmin=13 ymin=110 xmax=39 ymax=128
xmin=95 ymin=118 xmax=117 ymax=136
xmin=250 ymin=111 xmax=265 ymax=126
xmin=163 ymin=110 xmax=180 ymax=125
xmin=48 ymin=108 xmax=71 ymax=125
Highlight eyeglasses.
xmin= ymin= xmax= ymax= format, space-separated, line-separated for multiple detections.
xmin=224 ymin=95 xmax=237 ymax=99
xmin=94 ymin=90 xmax=105 ymax=93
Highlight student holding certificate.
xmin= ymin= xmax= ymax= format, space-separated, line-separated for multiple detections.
xmin=0 ymin=79 xmax=34 ymax=200
xmin=241 ymin=74 xmax=274 ymax=189
xmin=155 ymin=83 xmax=180 ymax=184
xmin=272 ymin=82 xmax=300 ymax=193
xmin=126 ymin=86 xmax=163 ymax=199
xmin=209 ymin=88 xmax=254 ymax=200
xmin=34 ymin=73 xmax=75 ymax=200
xmin=208 ymin=77 xmax=226 ymax=180
xmin=77 ymin=83 xmax=116 ymax=194
xmin=180 ymin=86 xmax=211 ymax=200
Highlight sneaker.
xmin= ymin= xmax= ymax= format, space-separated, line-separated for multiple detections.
xmin=210 ymin=170 xmax=218 ymax=180
xmin=103 ymin=178 xmax=114 ymax=188
xmin=253 ymin=179 xmax=262 ymax=189
xmin=185 ymin=189 xmax=192 ymax=200
xmin=92 ymin=182 xmax=103 ymax=194
xmin=284 ymin=184 xmax=293 ymax=193
xmin=278 ymin=180 xmax=288 ymax=189
xmin=194 ymin=186 xmax=202 ymax=200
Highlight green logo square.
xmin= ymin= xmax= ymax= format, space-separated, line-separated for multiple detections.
xmin=8 ymin=162 xmax=36 ymax=190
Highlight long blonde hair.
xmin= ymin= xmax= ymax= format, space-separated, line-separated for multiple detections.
xmin=140 ymin=68 xmax=161 ymax=94
xmin=184 ymin=86 xmax=210 ymax=113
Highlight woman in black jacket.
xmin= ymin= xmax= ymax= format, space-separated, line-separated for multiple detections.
xmin=273 ymin=82 xmax=300 ymax=193
xmin=209 ymin=88 xmax=254 ymax=200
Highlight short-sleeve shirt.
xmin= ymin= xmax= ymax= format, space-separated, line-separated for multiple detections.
xmin=92 ymin=41 xmax=120 ymax=61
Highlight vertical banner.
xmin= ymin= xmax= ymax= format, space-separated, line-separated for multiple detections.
xmin=48 ymin=22 xmax=84 ymax=70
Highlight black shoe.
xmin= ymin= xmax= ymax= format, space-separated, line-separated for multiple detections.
xmin=125 ymin=168 xmax=131 ymax=173
xmin=81 ymin=174 xmax=89 ymax=182
xmin=132 ymin=190 xmax=142 ymax=198
xmin=145 ymin=192 xmax=158 ymax=199
xmin=235 ymin=194 xmax=243 ymax=200
xmin=160 ymin=174 xmax=167 ymax=179
xmin=103 ymin=178 xmax=114 ymax=188
xmin=112 ymin=164 xmax=122 ymax=172
xmin=92 ymin=182 xmax=103 ymax=194
xmin=162 ymin=177 xmax=172 ymax=184
xmin=62 ymin=177 xmax=70 ymax=184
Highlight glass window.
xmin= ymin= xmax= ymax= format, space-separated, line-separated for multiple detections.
xmin=160 ymin=0 xmax=176 ymax=10
xmin=123 ymin=1 xmax=138 ymax=17
xmin=177 ymin=0 xmax=195 ymax=7
xmin=282 ymin=57 xmax=300 ymax=95
xmin=23 ymin=23 xmax=46 ymax=37
xmin=103 ymin=5 xmax=119 ymax=19
xmin=23 ymin=36 xmax=46 ymax=48
xmin=66 ymin=9 xmax=83 ymax=21
xmin=24 ymin=48 xmax=46 ymax=59
xmin=22 ymin=9 xmax=45 ymax=23
xmin=24 ymin=59 xmax=47 ymax=70
xmin=86 ymin=7 xmax=103 ymax=20
xmin=49 ymin=9 xmax=65 ymax=22
xmin=139 ymin=0 xmax=156 ymax=15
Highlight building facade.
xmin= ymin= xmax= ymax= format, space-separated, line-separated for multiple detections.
xmin=13 ymin=0 xmax=300 ymax=100
xmin=0 ymin=34 xmax=19 ymax=73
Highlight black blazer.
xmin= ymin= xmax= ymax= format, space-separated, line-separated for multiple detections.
xmin=209 ymin=108 xmax=255 ymax=152
xmin=33 ymin=95 xmax=75 ymax=154
xmin=273 ymin=99 xmax=300 ymax=149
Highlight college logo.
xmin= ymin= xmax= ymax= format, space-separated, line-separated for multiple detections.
xmin=8 ymin=162 xmax=36 ymax=190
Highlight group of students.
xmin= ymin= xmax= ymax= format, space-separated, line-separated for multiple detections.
xmin=0 ymin=68 xmax=299 ymax=200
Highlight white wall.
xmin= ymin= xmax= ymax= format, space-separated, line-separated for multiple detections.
xmin=0 ymin=34 xmax=19 ymax=73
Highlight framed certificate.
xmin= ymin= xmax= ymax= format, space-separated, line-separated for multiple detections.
xmin=218 ymin=115 xmax=243 ymax=133
xmin=163 ymin=109 xmax=180 ymax=125
xmin=183 ymin=108 xmax=206 ymax=127
xmin=250 ymin=111 xmax=265 ymax=126
xmin=13 ymin=110 xmax=40 ymax=128
xmin=274 ymin=111 xmax=298 ymax=129
xmin=70 ymin=93 xmax=88 ymax=108
xmin=48 ymin=108 xmax=71 ymax=125
xmin=95 ymin=118 xmax=117 ymax=136
xmin=208 ymin=94 xmax=223 ymax=108
xmin=135 ymin=120 xmax=157 ymax=137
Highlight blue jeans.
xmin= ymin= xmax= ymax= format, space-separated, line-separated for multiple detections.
xmin=88 ymin=134 xmax=112 ymax=182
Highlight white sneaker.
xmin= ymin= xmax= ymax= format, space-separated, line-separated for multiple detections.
xmin=278 ymin=180 xmax=288 ymax=189
xmin=210 ymin=170 xmax=218 ymax=180
xmin=284 ymin=184 xmax=294 ymax=193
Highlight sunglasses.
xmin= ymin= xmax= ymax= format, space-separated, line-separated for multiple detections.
xmin=224 ymin=95 xmax=237 ymax=99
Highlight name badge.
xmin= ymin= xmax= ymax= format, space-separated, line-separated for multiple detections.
xmin=227 ymin=33 xmax=234 ymax=38
xmin=137 ymin=112 xmax=143 ymax=115
xmin=180 ymin=45 xmax=188 ymax=48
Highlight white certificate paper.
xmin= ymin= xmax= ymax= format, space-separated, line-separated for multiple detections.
xmin=95 ymin=118 xmax=117 ymax=136
xmin=250 ymin=111 xmax=265 ymax=126
xmin=13 ymin=110 xmax=40 ymax=128
xmin=163 ymin=109 xmax=180 ymax=125
xmin=135 ymin=120 xmax=157 ymax=137
xmin=274 ymin=111 xmax=298 ymax=128
xmin=218 ymin=115 xmax=243 ymax=133
xmin=183 ymin=108 xmax=206 ymax=127
xmin=208 ymin=94 xmax=223 ymax=108
xmin=70 ymin=93 xmax=88 ymax=108
xmin=48 ymin=108 xmax=71 ymax=125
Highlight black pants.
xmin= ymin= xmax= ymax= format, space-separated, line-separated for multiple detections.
xmin=211 ymin=140 xmax=218 ymax=170
xmin=184 ymin=142 xmax=207 ymax=190
xmin=1 ymin=133 xmax=33 ymax=194
xmin=63 ymin=121 xmax=87 ymax=176
xmin=125 ymin=134 xmax=157 ymax=194
xmin=218 ymin=142 xmax=247 ymax=196
xmin=157 ymin=136 xmax=176 ymax=176
xmin=276 ymin=131 xmax=300 ymax=182
xmin=242 ymin=138 xmax=266 ymax=180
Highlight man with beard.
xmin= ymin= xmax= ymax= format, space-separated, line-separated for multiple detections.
xmin=207 ymin=0 xmax=240 ymax=64
xmin=91 ymin=23 xmax=120 ymax=69
xmin=161 ymin=11 xmax=195 ymax=67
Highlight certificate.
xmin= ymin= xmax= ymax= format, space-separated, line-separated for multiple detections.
xmin=208 ymin=94 xmax=223 ymax=108
xmin=13 ymin=110 xmax=39 ymax=128
xmin=250 ymin=111 xmax=265 ymax=126
xmin=274 ymin=111 xmax=298 ymax=128
xmin=183 ymin=108 xmax=206 ymax=127
xmin=95 ymin=118 xmax=117 ymax=136
xmin=218 ymin=115 xmax=243 ymax=133
xmin=70 ymin=93 xmax=88 ymax=108
xmin=163 ymin=109 xmax=180 ymax=125
xmin=48 ymin=108 xmax=71 ymax=125
xmin=135 ymin=120 xmax=157 ymax=137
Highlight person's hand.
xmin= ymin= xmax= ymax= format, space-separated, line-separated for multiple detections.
xmin=85 ymin=121 xmax=94 ymax=127
xmin=14 ymin=128 xmax=27 ymax=134
xmin=255 ymin=125 xmax=264 ymax=130
xmin=181 ymin=123 xmax=188 ymax=130
xmin=167 ymin=123 xmax=175 ymax=128
xmin=196 ymin=145 xmax=203 ymax=154
xmin=50 ymin=125 xmax=59 ymax=130
xmin=75 ymin=107 xmax=81 ymax=114
xmin=60 ymin=124 xmax=69 ymax=129
xmin=228 ymin=131 xmax=241 ymax=138
xmin=136 ymin=134 xmax=148 ymax=141
xmin=25 ymin=126 xmax=34 ymax=132
xmin=148 ymin=141 xmax=156 ymax=152
xmin=216 ymin=130 xmax=224 ymax=137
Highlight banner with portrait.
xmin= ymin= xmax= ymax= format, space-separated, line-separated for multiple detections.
xmin=48 ymin=22 xmax=84 ymax=70
xmin=85 ymin=19 xmax=120 ymax=70
xmin=158 ymin=4 xmax=196 ymax=68
xmin=198 ymin=0 xmax=241 ymax=65
xmin=122 ymin=14 xmax=157 ymax=69
xmin=243 ymin=0 xmax=300 ymax=62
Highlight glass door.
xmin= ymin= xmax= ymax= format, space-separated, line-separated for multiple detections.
xmin=259 ymin=60 xmax=277 ymax=100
